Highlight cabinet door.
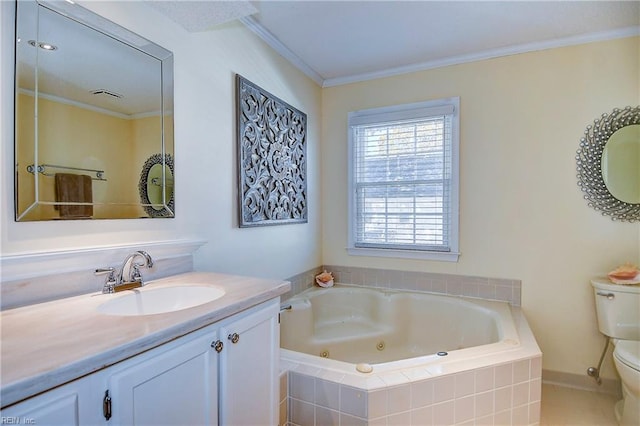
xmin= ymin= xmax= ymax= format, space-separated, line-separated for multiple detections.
xmin=108 ymin=327 xmax=219 ymax=426
xmin=0 ymin=373 xmax=103 ymax=426
xmin=219 ymin=300 xmax=279 ymax=426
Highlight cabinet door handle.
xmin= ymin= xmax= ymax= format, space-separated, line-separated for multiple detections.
xmin=228 ymin=333 xmax=240 ymax=344
xmin=103 ymin=390 xmax=112 ymax=420
xmin=211 ymin=340 xmax=224 ymax=353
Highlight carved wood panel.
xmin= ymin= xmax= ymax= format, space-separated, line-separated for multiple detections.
xmin=236 ymin=75 xmax=308 ymax=227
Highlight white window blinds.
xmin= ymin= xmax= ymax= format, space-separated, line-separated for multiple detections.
xmin=349 ymin=100 xmax=459 ymax=255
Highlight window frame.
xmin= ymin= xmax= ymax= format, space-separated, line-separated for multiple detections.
xmin=347 ymin=97 xmax=460 ymax=262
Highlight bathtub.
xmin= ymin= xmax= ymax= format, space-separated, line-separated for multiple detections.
xmin=280 ymin=285 xmax=542 ymax=425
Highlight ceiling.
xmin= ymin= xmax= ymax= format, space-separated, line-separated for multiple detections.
xmin=152 ymin=0 xmax=640 ymax=87
xmin=17 ymin=0 xmax=171 ymax=116
xmin=18 ymin=0 xmax=639 ymax=114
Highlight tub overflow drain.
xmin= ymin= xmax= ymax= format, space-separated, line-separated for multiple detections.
xmin=376 ymin=341 xmax=385 ymax=351
xmin=320 ymin=350 xmax=330 ymax=358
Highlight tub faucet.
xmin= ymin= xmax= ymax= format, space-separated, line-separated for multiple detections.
xmin=96 ymin=251 xmax=154 ymax=293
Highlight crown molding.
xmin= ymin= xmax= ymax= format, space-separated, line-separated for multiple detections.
xmin=323 ymin=26 xmax=640 ymax=87
xmin=240 ymin=16 xmax=639 ymax=89
xmin=239 ymin=16 xmax=324 ymax=87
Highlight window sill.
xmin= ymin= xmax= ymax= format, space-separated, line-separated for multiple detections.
xmin=347 ymin=247 xmax=460 ymax=262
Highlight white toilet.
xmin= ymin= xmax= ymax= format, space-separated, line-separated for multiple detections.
xmin=592 ymin=278 xmax=640 ymax=425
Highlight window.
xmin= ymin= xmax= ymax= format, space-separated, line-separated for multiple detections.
xmin=347 ymin=98 xmax=460 ymax=261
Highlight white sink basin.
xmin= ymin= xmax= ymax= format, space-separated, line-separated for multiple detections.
xmin=98 ymin=285 xmax=225 ymax=316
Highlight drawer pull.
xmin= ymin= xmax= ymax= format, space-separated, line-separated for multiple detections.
xmin=103 ymin=390 xmax=112 ymax=420
xmin=211 ymin=340 xmax=224 ymax=353
xmin=228 ymin=333 xmax=240 ymax=344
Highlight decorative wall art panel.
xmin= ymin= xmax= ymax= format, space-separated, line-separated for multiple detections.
xmin=236 ymin=75 xmax=308 ymax=227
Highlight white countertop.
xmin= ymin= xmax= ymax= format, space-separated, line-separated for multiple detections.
xmin=0 ymin=271 xmax=290 ymax=407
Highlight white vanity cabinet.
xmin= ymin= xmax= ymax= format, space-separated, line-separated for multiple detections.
xmin=108 ymin=298 xmax=280 ymax=425
xmin=107 ymin=324 xmax=220 ymax=425
xmin=1 ymin=298 xmax=280 ymax=426
xmin=218 ymin=298 xmax=280 ymax=425
xmin=0 ymin=373 xmax=105 ymax=426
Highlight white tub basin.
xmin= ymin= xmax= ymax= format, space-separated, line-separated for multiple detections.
xmin=98 ymin=285 xmax=225 ymax=316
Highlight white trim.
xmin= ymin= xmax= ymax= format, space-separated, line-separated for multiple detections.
xmin=1 ymin=239 xmax=206 ymax=281
xmin=239 ymin=16 xmax=324 ymax=86
xmin=347 ymin=247 xmax=460 ymax=262
xmin=324 ymin=26 xmax=640 ymax=87
xmin=17 ymin=88 xmax=161 ymax=120
xmin=347 ymin=97 xmax=460 ymax=262
xmin=542 ymin=369 xmax=621 ymax=397
xmin=349 ymin=103 xmax=455 ymax=126
xmin=239 ymin=16 xmax=639 ymax=88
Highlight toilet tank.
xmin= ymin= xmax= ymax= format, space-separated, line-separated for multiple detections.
xmin=591 ymin=278 xmax=640 ymax=340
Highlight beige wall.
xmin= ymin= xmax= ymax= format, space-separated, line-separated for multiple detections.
xmin=321 ymin=37 xmax=640 ymax=379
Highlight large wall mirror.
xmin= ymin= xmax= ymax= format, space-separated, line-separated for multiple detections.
xmin=14 ymin=0 xmax=174 ymax=221
xmin=576 ymin=106 xmax=640 ymax=222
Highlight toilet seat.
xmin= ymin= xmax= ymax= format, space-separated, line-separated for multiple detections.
xmin=614 ymin=340 xmax=640 ymax=372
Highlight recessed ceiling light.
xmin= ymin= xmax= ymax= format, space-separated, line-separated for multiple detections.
xmin=27 ymin=40 xmax=58 ymax=51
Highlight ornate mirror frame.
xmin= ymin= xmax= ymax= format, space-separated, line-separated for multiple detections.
xmin=576 ymin=106 xmax=640 ymax=222
xmin=138 ymin=154 xmax=174 ymax=218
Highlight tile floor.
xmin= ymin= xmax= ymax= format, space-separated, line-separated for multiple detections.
xmin=540 ymin=383 xmax=619 ymax=425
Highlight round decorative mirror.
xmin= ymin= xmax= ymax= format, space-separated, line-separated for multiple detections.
xmin=576 ymin=106 xmax=640 ymax=221
xmin=601 ymin=125 xmax=640 ymax=204
xmin=139 ymin=154 xmax=174 ymax=218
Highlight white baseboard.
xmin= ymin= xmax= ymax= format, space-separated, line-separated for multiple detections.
xmin=542 ymin=369 xmax=621 ymax=397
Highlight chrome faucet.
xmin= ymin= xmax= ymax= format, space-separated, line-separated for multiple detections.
xmin=120 ymin=250 xmax=154 ymax=285
xmin=96 ymin=251 xmax=154 ymax=293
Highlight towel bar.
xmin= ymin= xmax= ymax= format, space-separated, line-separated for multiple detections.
xmin=27 ymin=164 xmax=107 ymax=181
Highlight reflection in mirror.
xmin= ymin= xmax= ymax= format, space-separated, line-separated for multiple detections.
xmin=139 ymin=154 xmax=175 ymax=218
xmin=602 ymin=125 xmax=640 ymax=204
xmin=14 ymin=0 xmax=174 ymax=221
xmin=576 ymin=106 xmax=640 ymax=222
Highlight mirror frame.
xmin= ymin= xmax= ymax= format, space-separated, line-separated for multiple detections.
xmin=138 ymin=153 xmax=175 ymax=218
xmin=14 ymin=0 xmax=175 ymax=221
xmin=576 ymin=106 xmax=640 ymax=222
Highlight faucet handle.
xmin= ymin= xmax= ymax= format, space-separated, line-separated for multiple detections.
xmin=95 ymin=267 xmax=116 ymax=278
xmin=130 ymin=264 xmax=143 ymax=283
xmin=95 ymin=267 xmax=118 ymax=293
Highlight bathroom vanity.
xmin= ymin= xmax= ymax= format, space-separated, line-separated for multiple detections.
xmin=0 ymin=272 xmax=289 ymax=425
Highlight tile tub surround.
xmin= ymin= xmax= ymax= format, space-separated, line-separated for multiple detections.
xmin=284 ymin=265 xmax=325 ymax=300
xmin=283 ymin=306 xmax=541 ymax=425
xmin=0 ymin=272 xmax=290 ymax=407
xmin=287 ymin=356 xmax=542 ymax=426
xmin=285 ymin=265 xmax=522 ymax=306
